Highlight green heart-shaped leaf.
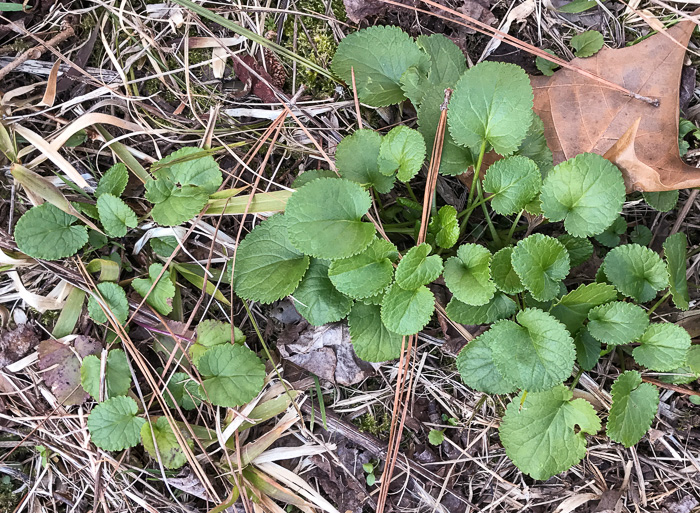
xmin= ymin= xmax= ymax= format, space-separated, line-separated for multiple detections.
xmin=490 ymin=308 xmax=575 ymax=391
xmin=233 ymin=215 xmax=310 ymax=304
xmin=540 ymin=153 xmax=626 ymax=237
xmin=511 ymin=234 xmax=570 ymax=302
xmin=603 ymin=244 xmax=669 ymax=303
xmin=285 ymin=178 xmax=375 ymax=260
xmin=448 ymin=61 xmax=533 ymax=156
xmin=444 ymin=243 xmax=495 ymax=306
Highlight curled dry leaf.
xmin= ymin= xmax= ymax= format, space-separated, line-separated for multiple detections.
xmin=38 ymin=335 xmax=101 ymax=406
xmin=532 ymin=16 xmax=700 ymax=191
xmin=277 ymin=322 xmax=377 ymax=386
xmin=232 ymin=55 xmax=278 ymax=103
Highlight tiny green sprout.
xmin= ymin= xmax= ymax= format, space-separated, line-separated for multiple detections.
xmin=363 ymin=461 xmax=377 ymax=486
xmin=441 ymin=414 xmax=459 ymax=426
xmin=428 ymin=429 xmax=445 ymax=446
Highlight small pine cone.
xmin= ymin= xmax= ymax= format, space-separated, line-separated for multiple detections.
xmin=264 ymin=30 xmax=287 ymax=89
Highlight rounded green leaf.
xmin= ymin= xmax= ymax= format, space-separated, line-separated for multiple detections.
xmin=428 ymin=429 xmax=445 ymax=446
xmin=197 ymin=344 xmax=266 ymax=407
xmin=292 ymin=259 xmax=353 ymax=326
xmin=550 ymin=283 xmax=618 ymax=335
xmin=490 ymin=308 xmax=576 ymax=391
xmin=132 ymin=263 xmax=176 ymax=315
xmin=448 ymin=61 xmax=534 ymax=156
xmin=87 ymin=396 xmax=146 ymax=451
xmin=292 ymin=169 xmax=337 ymax=189
xmin=197 ymin=319 xmax=235 ymax=347
xmin=499 ymin=385 xmax=601 ymax=480
xmin=190 ymin=320 xmax=244 ymax=365
xmin=557 ymin=234 xmax=593 ymax=267
xmin=540 ymin=153 xmax=626 ymax=237
xmin=643 ymin=190 xmax=678 ymax=212
xmin=593 ymin=216 xmax=627 ymax=247
xmin=97 ymin=194 xmax=137 ymax=237
xmin=164 ymin=372 xmax=202 ymax=410
xmin=603 ymin=244 xmax=669 ymax=303
xmin=606 ymin=371 xmax=659 ymax=448
xmin=145 ymin=179 xmax=210 ymax=226
xmin=633 ymin=323 xmax=691 ymax=372
xmin=331 ymin=26 xmax=426 ymax=107
xmin=141 ymin=416 xmax=192 ymax=469
xmin=377 ymin=126 xmax=426 ymax=182
xmin=483 ymin=156 xmax=541 ymax=216
xmin=81 ymin=349 xmax=132 ymax=401
xmin=511 ymin=234 xmax=570 ymax=302
xmin=328 ymin=238 xmax=396 ymax=299
xmin=14 ymin=203 xmax=88 ymax=260
xmin=490 ymin=247 xmax=525 ymax=294
xmin=153 ymin=147 xmax=222 ymax=193
xmin=395 ymin=243 xmax=443 ymax=290
xmin=348 ymin=302 xmax=403 ymax=362
xmin=663 ymin=233 xmax=690 ymax=311
xmin=536 ymin=50 xmax=559 ymax=76
xmin=336 ymin=130 xmax=395 ymax=193
xmin=233 ymin=215 xmax=310 ymax=304
xmin=630 ymin=225 xmax=653 ymax=246
xmin=428 ymin=205 xmax=459 ymax=249
xmin=445 ymin=293 xmax=517 ymax=325
xmin=457 ymin=332 xmax=517 ymax=395
xmin=443 ymin=243 xmax=496 ymax=306
xmin=381 ymin=283 xmax=434 ymax=335
xmin=570 ymin=30 xmax=604 ymax=57
xmin=285 ymin=178 xmax=375 ymax=260
xmin=87 ymin=282 xmax=129 ymax=325
xmin=587 ymin=301 xmax=649 ymax=346
xmin=96 ymin=163 xmax=128 ymax=198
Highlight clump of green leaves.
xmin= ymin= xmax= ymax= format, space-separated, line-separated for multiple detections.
xmin=231 ymin=25 xmax=695 ymax=481
xmin=14 ymin=149 xmax=223 ymax=261
xmin=84 ymin=319 xmax=264 ymax=462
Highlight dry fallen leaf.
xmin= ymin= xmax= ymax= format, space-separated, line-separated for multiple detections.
xmin=38 ymin=335 xmax=101 ymax=406
xmin=532 ymin=18 xmax=700 ymax=191
xmin=277 ymin=322 xmax=377 ymax=386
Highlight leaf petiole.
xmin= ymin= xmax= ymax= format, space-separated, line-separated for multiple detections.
xmin=647 ymin=290 xmax=672 ymax=316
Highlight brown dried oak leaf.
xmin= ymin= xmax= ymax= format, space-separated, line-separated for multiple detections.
xmin=532 ymin=18 xmax=700 ymax=191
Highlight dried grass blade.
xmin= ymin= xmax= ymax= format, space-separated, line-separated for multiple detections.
xmin=38 ymin=60 xmax=60 ymax=107
xmin=205 ymin=190 xmax=292 ymax=216
xmin=10 ymin=163 xmax=104 ymax=233
xmin=12 ymin=124 xmax=89 ymax=188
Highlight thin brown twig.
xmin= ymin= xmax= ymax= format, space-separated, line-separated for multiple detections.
xmin=380 ymin=0 xmax=661 ymax=105
xmin=377 ymin=89 xmax=452 ymax=513
xmin=0 ymin=26 xmax=75 ymax=82
xmin=642 ymin=376 xmax=700 ymax=396
xmin=350 ymin=66 xmax=363 ymax=131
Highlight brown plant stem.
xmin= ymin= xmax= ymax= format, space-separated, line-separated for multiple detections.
xmin=0 ymin=26 xmax=75 ymax=83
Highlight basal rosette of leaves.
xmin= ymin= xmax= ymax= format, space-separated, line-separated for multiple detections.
xmin=13 ymin=22 xmax=695 ymax=486
xmin=229 ymin=25 xmax=696 ymax=483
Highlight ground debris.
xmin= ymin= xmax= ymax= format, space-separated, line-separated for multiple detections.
xmin=0 ymin=324 xmax=38 ymax=368
xmin=278 ymin=321 xmax=377 ymax=385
